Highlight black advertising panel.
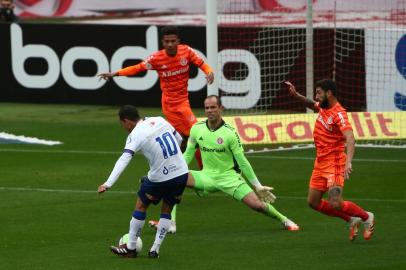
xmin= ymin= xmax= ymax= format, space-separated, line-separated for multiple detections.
xmin=0 ymin=23 xmax=365 ymax=111
xmin=0 ymin=23 xmax=207 ymax=107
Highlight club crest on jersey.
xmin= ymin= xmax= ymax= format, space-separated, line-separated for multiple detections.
xmin=180 ymin=57 xmax=188 ymax=66
xmin=327 ymin=116 xmax=333 ymax=124
xmin=217 ymin=137 xmax=224 ymax=144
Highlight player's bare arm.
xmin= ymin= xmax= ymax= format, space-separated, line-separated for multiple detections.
xmin=97 ymin=72 xmax=118 ymax=81
xmin=206 ymin=72 xmax=214 ymax=85
xmin=284 ymin=81 xmax=316 ymax=109
xmin=343 ymin=129 xmax=355 ymax=180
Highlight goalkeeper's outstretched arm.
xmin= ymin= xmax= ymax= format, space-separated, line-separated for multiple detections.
xmin=233 ymin=152 xmax=276 ymax=203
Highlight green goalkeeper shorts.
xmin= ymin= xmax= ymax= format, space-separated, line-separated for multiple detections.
xmin=190 ymin=170 xmax=253 ymax=201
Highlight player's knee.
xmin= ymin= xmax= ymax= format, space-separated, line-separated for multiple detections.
xmin=328 ymin=187 xmax=343 ymax=210
xmin=328 ymin=198 xmax=342 ymax=210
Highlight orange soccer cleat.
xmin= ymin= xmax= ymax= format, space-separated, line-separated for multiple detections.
xmin=363 ymin=212 xmax=375 ymax=240
xmin=349 ymin=217 xmax=362 ymax=241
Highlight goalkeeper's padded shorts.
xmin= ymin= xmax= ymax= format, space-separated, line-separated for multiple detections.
xmin=190 ymin=170 xmax=253 ymax=201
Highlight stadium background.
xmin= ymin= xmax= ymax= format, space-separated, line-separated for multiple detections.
xmin=1 ymin=1 xmax=406 ymax=269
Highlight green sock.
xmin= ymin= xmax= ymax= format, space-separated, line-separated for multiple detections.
xmin=264 ymin=204 xmax=287 ymax=222
xmin=171 ymin=205 xmax=177 ymax=223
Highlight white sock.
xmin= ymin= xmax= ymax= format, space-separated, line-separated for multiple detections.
xmin=150 ymin=217 xmax=171 ymax=253
xmin=127 ymin=217 xmax=145 ymax=250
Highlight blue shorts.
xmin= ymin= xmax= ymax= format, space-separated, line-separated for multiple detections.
xmin=138 ymin=173 xmax=188 ymax=206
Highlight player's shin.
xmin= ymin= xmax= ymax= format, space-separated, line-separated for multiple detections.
xmin=341 ymin=201 xmax=369 ymax=221
xmin=150 ymin=213 xmax=172 ymax=253
xmin=316 ymin=200 xmax=351 ymax=222
xmin=171 ymin=205 xmax=177 ymax=223
xmin=264 ymin=203 xmax=287 ymax=222
xmin=127 ymin=211 xmax=146 ymax=250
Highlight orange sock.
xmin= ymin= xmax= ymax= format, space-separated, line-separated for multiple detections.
xmin=341 ymin=201 xmax=369 ymax=221
xmin=316 ymin=200 xmax=351 ymax=222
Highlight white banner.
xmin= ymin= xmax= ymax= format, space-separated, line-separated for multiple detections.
xmin=14 ymin=0 xmax=402 ymax=18
xmin=366 ymin=30 xmax=406 ymax=111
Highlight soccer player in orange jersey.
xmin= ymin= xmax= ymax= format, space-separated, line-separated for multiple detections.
xmin=98 ymin=26 xmax=213 ymax=233
xmin=284 ymin=79 xmax=375 ymax=241
xmin=98 ymin=26 xmax=213 ymax=169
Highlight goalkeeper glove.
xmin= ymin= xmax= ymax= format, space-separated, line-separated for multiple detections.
xmin=253 ymin=184 xmax=276 ymax=203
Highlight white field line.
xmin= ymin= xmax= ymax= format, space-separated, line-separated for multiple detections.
xmin=0 ymin=186 xmax=404 ymax=203
xmin=0 ymin=148 xmax=405 ymax=163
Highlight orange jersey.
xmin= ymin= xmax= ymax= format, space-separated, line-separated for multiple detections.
xmin=313 ymin=102 xmax=353 ymax=159
xmin=117 ymin=44 xmax=212 ymax=106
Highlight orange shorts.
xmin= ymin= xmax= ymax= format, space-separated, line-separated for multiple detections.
xmin=162 ymin=102 xmax=197 ymax=137
xmin=309 ymin=152 xmax=346 ymax=192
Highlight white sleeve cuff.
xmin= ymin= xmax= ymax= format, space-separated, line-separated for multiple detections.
xmin=250 ymin=179 xmax=261 ymax=187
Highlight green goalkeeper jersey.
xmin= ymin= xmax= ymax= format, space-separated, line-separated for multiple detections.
xmin=183 ymin=120 xmax=258 ymax=183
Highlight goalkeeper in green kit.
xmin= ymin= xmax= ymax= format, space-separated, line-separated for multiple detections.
xmin=183 ymin=95 xmax=299 ymax=230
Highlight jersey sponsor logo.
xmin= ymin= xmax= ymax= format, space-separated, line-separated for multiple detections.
xmin=217 ymin=137 xmax=224 ymax=144
xmin=337 ymin=112 xmax=346 ymax=127
xmin=161 ymin=66 xmax=189 ymax=77
xmin=201 ymin=146 xmax=226 ymax=153
xmin=317 ymin=115 xmax=333 ymax=131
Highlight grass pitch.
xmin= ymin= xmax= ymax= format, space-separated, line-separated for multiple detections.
xmin=0 ymin=103 xmax=405 ymax=270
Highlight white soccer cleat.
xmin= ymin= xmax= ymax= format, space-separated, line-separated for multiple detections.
xmin=168 ymin=220 xmax=177 ymax=234
xmin=349 ymin=217 xmax=362 ymax=241
xmin=282 ymin=219 xmax=300 ymax=231
xmin=363 ymin=211 xmax=375 ymax=240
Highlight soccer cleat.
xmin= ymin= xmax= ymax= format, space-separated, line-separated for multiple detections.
xmin=110 ymin=244 xmax=137 ymax=258
xmin=349 ymin=217 xmax=362 ymax=241
xmin=168 ymin=220 xmax=177 ymax=234
xmin=282 ymin=219 xmax=300 ymax=231
xmin=363 ymin=211 xmax=375 ymax=240
xmin=148 ymin=250 xmax=159 ymax=258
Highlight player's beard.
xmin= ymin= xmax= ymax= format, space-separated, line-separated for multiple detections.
xmin=319 ymin=96 xmax=329 ymax=108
